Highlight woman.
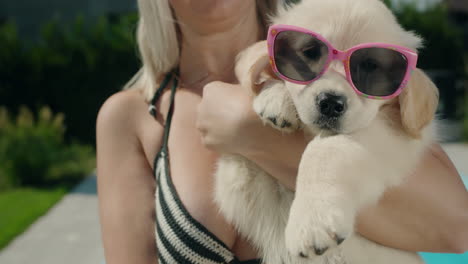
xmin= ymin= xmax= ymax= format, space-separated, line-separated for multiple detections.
xmin=96 ymin=0 xmax=468 ymax=263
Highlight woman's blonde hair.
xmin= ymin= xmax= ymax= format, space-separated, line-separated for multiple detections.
xmin=125 ymin=0 xmax=281 ymax=100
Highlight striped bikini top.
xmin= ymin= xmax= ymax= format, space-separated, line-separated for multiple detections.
xmin=149 ymin=71 xmax=262 ymax=264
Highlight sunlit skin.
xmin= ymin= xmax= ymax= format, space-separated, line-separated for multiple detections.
xmin=97 ymin=1 xmax=468 ymax=263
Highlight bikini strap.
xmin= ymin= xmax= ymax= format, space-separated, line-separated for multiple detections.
xmin=161 ymin=73 xmax=178 ymax=154
xmin=148 ymin=69 xmax=179 ymax=156
xmin=148 ymin=71 xmax=176 ymax=117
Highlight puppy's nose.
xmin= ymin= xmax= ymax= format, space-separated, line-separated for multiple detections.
xmin=316 ymin=92 xmax=347 ymax=118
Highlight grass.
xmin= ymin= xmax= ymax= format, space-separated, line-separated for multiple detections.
xmin=0 ymin=187 xmax=67 ymax=250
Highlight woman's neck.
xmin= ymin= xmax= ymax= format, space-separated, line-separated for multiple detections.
xmin=178 ymin=10 xmax=262 ymax=89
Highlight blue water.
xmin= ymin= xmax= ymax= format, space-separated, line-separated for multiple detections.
xmin=418 ymin=175 xmax=468 ymax=264
xmin=420 ymin=252 xmax=468 ymax=264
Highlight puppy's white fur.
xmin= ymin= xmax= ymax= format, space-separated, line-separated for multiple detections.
xmin=215 ymin=0 xmax=439 ymax=263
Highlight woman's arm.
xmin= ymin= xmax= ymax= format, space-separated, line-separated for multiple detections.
xmin=356 ymin=144 xmax=468 ymax=253
xmin=96 ymin=91 xmax=159 ymax=264
xmin=197 ymin=81 xmax=468 ymax=253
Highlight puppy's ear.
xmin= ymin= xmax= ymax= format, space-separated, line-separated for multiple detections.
xmin=399 ymin=68 xmax=439 ymax=138
xmin=235 ymin=41 xmax=280 ymax=95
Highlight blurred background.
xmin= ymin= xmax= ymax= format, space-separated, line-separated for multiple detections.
xmin=0 ymin=0 xmax=466 ymax=264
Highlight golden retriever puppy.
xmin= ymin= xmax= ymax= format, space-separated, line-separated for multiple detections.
xmin=214 ymin=0 xmax=438 ymax=263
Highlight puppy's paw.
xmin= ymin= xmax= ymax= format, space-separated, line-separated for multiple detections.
xmin=253 ymin=80 xmax=301 ymax=133
xmin=285 ymin=197 xmax=354 ymax=261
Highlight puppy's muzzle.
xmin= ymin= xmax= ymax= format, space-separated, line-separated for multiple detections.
xmin=316 ymin=92 xmax=347 ymax=118
xmin=312 ymin=92 xmax=347 ymax=132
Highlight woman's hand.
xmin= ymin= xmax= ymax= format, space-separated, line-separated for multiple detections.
xmin=196 ymin=80 xmax=307 ymax=190
xmin=196 ymin=81 xmax=259 ymax=154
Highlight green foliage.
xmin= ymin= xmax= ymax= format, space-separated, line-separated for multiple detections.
xmin=0 ymin=106 xmax=95 ymax=190
xmin=392 ymin=2 xmax=464 ymax=73
xmin=0 ymin=13 xmax=140 ymax=144
xmin=0 ymin=187 xmax=67 ymax=249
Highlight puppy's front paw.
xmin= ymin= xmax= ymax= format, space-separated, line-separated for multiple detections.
xmin=285 ymin=197 xmax=354 ymax=261
xmin=253 ymin=80 xmax=301 ymax=133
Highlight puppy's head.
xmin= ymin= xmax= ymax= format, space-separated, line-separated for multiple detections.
xmin=272 ymin=0 xmax=438 ymax=137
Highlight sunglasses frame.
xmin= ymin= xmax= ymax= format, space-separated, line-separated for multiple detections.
xmin=267 ymin=24 xmax=419 ymax=100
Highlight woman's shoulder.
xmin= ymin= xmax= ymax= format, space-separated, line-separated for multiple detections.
xmin=97 ymin=88 xmax=166 ymax=167
xmin=97 ymin=88 xmax=163 ymax=147
xmin=98 ymin=89 xmax=146 ymax=134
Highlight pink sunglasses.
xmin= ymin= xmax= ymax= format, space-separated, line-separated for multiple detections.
xmin=267 ymin=24 xmax=419 ymax=100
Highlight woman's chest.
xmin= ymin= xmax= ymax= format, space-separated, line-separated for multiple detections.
xmin=142 ymin=88 xmax=259 ymax=259
xmin=153 ymin=90 xmax=239 ymax=246
xmin=167 ymin=102 xmax=223 ymax=227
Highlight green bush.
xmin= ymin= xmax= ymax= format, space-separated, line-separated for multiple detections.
xmin=0 ymin=14 xmax=140 ymax=145
xmin=387 ymin=1 xmax=465 ymax=73
xmin=0 ymin=106 xmax=95 ymax=190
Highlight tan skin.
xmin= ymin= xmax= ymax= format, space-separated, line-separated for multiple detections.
xmin=97 ymin=1 xmax=468 ymax=263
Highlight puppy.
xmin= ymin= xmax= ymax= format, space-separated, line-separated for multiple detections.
xmin=214 ymin=0 xmax=438 ymax=263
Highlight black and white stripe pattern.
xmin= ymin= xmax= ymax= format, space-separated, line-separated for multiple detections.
xmin=154 ymin=151 xmax=261 ymax=264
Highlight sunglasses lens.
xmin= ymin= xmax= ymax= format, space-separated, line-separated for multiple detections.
xmin=274 ymin=30 xmax=329 ymax=82
xmin=350 ymin=48 xmax=408 ymax=97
